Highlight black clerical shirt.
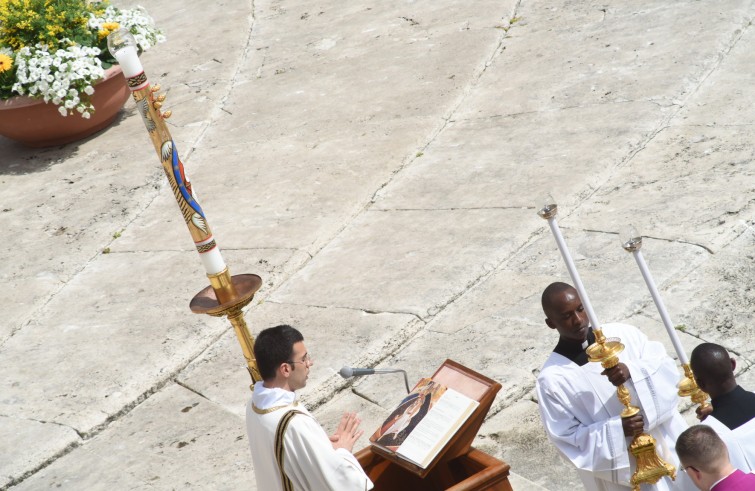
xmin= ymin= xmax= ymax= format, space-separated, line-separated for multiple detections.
xmin=710 ymin=385 xmax=755 ymax=430
xmin=553 ymin=328 xmax=596 ymax=367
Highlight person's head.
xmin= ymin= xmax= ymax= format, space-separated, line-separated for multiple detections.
xmin=675 ymin=425 xmax=733 ymax=490
xmin=253 ymin=325 xmax=313 ymax=391
xmin=541 ymin=282 xmax=590 ymax=343
xmin=690 ymin=343 xmax=737 ymax=398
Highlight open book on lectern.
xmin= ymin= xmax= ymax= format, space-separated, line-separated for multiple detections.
xmin=368 ymin=377 xmax=479 ymax=469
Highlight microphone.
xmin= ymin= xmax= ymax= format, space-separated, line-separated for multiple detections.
xmin=339 ymin=366 xmax=411 ymax=393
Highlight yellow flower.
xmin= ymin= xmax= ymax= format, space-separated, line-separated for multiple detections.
xmin=97 ymin=21 xmax=120 ymax=39
xmin=0 ymin=53 xmax=12 ymax=73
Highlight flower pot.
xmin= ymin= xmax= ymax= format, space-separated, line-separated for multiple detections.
xmin=0 ymin=65 xmax=131 ymax=148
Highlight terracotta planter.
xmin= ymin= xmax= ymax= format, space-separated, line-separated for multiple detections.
xmin=0 ymin=65 xmax=131 ymax=147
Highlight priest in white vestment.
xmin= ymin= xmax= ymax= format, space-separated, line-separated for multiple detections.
xmin=690 ymin=342 xmax=755 ymax=473
xmin=535 ymin=282 xmax=694 ymax=490
xmin=246 ymin=325 xmax=373 ymax=490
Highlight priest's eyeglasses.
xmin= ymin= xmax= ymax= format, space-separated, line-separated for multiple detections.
xmin=287 ymin=353 xmax=313 ymax=366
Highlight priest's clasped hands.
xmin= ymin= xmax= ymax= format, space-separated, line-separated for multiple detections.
xmin=329 ymin=412 xmax=365 ymax=452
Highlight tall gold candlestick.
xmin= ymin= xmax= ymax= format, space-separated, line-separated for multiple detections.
xmin=537 ymin=197 xmax=675 ymax=490
xmin=108 ymin=29 xmax=261 ymax=387
xmin=621 ymin=227 xmax=710 ymax=413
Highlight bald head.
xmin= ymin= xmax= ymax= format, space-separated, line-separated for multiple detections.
xmin=690 ymin=343 xmax=736 ymax=398
xmin=541 ymin=282 xmax=590 ymax=343
xmin=541 ymin=282 xmax=577 ymax=316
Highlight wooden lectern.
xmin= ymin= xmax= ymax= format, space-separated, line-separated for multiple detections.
xmin=355 ymin=360 xmax=513 ymax=490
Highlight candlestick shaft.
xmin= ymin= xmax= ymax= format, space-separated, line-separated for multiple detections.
xmin=546 ymin=217 xmax=602 ymax=330
xmin=228 ymin=308 xmax=262 ymax=384
xmin=631 ymin=250 xmax=688 ymax=364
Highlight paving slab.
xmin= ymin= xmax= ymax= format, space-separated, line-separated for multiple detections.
xmin=0 ymin=248 xmax=290 ymax=487
xmin=206 ymin=0 xmax=515 ymax=148
xmin=476 ymin=400 xmax=581 ymax=491
xmin=10 ymin=384 xmax=251 ymax=491
xmin=453 ymin=0 xmax=753 ymax=120
xmin=0 ymin=416 xmax=80 ymax=490
xmin=675 ymin=14 xmax=755 ymax=127
xmin=570 ymin=124 xmax=755 ymax=253
xmin=652 ymin=227 xmax=755 ymax=361
xmin=271 ymin=208 xmax=532 ymax=318
xmin=373 ymin=102 xmax=664 ymax=211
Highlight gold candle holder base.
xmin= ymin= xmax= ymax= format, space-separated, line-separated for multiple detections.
xmin=587 ymin=329 xmax=676 ymax=488
xmin=630 ymin=433 xmax=677 ymax=491
xmin=190 ymin=271 xmax=263 ymax=388
xmin=678 ymin=363 xmax=711 ymax=414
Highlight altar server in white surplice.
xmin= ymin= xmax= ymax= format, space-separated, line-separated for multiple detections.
xmin=246 ymin=325 xmax=373 ymax=491
xmin=535 ymin=282 xmax=694 ymax=491
xmin=690 ymin=342 xmax=755 ymax=473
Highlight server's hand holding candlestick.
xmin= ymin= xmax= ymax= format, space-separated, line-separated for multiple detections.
xmin=621 ymin=225 xmax=711 ymax=414
xmin=108 ymin=29 xmax=262 ymax=387
xmin=537 ymin=196 xmax=675 ymax=490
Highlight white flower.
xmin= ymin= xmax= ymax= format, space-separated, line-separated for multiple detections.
xmin=8 ymin=5 xmax=163 ymax=118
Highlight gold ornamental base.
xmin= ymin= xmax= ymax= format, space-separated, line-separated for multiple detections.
xmin=629 ymin=433 xmax=676 ymax=491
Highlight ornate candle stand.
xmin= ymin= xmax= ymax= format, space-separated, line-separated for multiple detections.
xmin=538 ymin=200 xmax=675 ymax=490
xmin=621 ymin=231 xmax=710 ymax=413
xmin=108 ymin=30 xmax=262 ymax=387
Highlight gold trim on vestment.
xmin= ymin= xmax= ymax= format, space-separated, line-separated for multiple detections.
xmin=252 ymin=400 xmax=299 ymax=415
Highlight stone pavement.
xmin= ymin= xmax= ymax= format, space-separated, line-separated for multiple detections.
xmin=2 ymin=0 xmax=755 ymax=489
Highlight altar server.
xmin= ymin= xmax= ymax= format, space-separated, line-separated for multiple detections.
xmin=690 ymin=343 xmax=755 ymax=472
xmin=535 ymin=282 xmax=692 ymax=490
xmin=246 ymin=325 xmax=373 ymax=490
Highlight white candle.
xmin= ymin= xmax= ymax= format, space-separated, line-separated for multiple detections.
xmin=107 ymin=29 xmax=145 ymax=81
xmin=195 ymin=238 xmax=227 ymax=275
xmin=113 ymin=45 xmax=142 ymax=78
xmin=631 ymin=249 xmax=689 ymax=364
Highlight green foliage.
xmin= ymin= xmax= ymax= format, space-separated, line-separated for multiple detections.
xmin=0 ymin=0 xmax=103 ymax=51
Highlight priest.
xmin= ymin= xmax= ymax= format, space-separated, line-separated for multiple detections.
xmin=535 ymin=282 xmax=692 ymax=490
xmin=690 ymin=342 xmax=755 ymax=472
xmin=246 ymin=324 xmax=373 ymax=490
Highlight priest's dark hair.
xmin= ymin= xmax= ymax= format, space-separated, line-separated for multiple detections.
xmin=254 ymin=324 xmax=304 ymax=381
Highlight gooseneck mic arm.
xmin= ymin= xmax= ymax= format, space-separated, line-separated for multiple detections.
xmin=339 ymin=366 xmax=411 ymax=393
